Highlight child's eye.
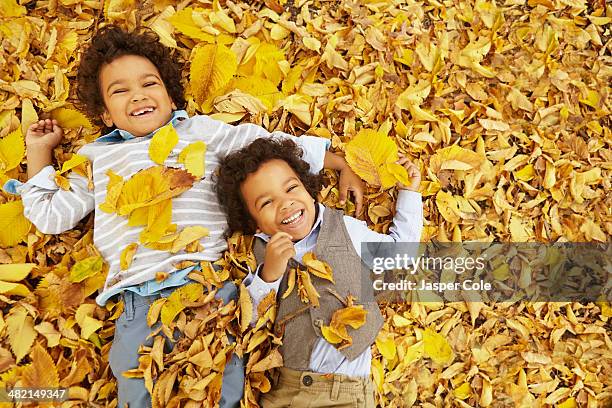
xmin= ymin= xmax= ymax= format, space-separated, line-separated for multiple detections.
xmin=144 ymin=82 xmax=157 ymax=87
xmin=287 ymin=185 xmax=298 ymax=192
xmin=261 ymin=200 xmax=272 ymax=208
xmin=112 ymin=89 xmax=127 ymax=94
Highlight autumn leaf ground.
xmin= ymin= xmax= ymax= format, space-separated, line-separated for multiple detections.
xmin=0 ymin=0 xmax=610 ymax=407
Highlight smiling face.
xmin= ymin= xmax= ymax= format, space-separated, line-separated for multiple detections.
xmin=240 ymin=159 xmax=317 ymax=241
xmin=99 ymin=54 xmax=176 ymax=137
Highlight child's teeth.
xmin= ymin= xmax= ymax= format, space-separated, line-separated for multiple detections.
xmin=133 ymin=107 xmax=153 ymax=116
xmin=283 ymin=211 xmax=302 ymax=224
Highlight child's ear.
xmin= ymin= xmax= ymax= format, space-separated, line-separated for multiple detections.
xmin=101 ymin=110 xmax=114 ymax=127
xmin=171 ymin=101 xmax=177 ymax=110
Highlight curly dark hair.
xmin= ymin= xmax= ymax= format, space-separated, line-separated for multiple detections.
xmin=215 ymin=138 xmax=323 ymax=236
xmin=76 ymin=24 xmax=186 ymax=133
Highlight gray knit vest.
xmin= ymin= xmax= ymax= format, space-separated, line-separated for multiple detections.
xmin=253 ymin=208 xmax=384 ymax=371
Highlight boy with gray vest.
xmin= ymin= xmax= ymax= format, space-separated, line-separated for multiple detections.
xmin=216 ymin=138 xmax=423 ymax=407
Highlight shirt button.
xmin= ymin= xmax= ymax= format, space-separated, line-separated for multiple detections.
xmin=302 ymin=375 xmax=313 ymax=386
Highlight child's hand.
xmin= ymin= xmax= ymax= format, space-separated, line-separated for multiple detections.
xmin=25 ymin=119 xmax=63 ymax=150
xmin=261 ymin=232 xmax=296 ymax=283
xmin=338 ymin=165 xmax=364 ymax=215
xmin=397 ymin=157 xmax=421 ymax=192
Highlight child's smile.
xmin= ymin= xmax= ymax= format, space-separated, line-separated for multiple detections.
xmin=240 ymin=159 xmax=316 ymax=241
xmin=281 ymin=209 xmax=304 ymax=225
xmin=279 ymin=208 xmax=309 ymax=234
xmin=130 ymin=106 xmax=155 ymax=117
xmin=99 ymin=54 xmax=176 ymax=137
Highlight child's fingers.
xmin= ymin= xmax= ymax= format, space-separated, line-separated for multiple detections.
xmin=276 ymin=240 xmax=295 ymax=253
xmin=269 ymin=236 xmax=293 ymax=249
xmin=268 ymin=236 xmax=295 ymax=254
xmin=29 ymin=120 xmax=46 ymax=130
xmin=267 ymin=240 xmax=295 ymax=261
xmin=44 ymin=119 xmax=55 ymax=133
xmin=407 ymin=163 xmax=420 ymax=176
xmin=353 ymin=187 xmax=364 ymax=215
xmin=338 ymin=170 xmax=365 ymax=212
xmin=27 ymin=122 xmax=47 ymax=137
xmin=279 ymin=246 xmax=296 ymax=260
xmin=338 ymin=184 xmax=347 ymax=205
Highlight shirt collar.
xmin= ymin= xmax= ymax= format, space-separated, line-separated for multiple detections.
xmin=95 ymin=110 xmax=189 ymax=143
xmin=254 ymin=203 xmax=325 ymax=243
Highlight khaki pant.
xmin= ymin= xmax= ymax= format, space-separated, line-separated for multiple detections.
xmin=260 ymin=367 xmax=375 ymax=408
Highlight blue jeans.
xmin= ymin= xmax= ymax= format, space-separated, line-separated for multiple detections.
xmin=108 ymin=282 xmax=244 ymax=407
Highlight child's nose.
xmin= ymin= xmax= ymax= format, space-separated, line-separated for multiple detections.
xmin=131 ymin=92 xmax=146 ymax=102
xmin=281 ymin=198 xmax=295 ymax=210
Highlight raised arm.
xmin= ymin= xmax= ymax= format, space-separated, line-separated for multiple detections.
xmin=343 ymin=159 xmax=423 ymax=265
xmin=20 ymin=119 xmax=95 ymax=234
xmin=21 ymin=169 xmax=95 ymax=234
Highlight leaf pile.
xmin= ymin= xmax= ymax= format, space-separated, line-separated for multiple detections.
xmin=280 ymin=253 xmax=334 ymax=307
xmin=0 ymin=0 xmax=610 ymax=407
xmin=126 ymin=278 xmax=240 ymax=407
xmin=321 ymin=295 xmax=368 ymax=350
xmin=0 ymin=232 xmax=118 ymax=406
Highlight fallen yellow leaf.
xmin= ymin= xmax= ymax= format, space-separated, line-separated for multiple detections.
xmin=423 ymin=327 xmax=454 ymax=365
xmin=345 ymin=128 xmax=408 ymax=189
xmin=120 ymin=243 xmax=139 ymax=270
xmin=149 ymin=123 xmax=179 ymax=164
xmin=0 ymin=200 xmax=31 ymax=247
xmin=178 ymin=141 xmax=207 ymax=178
xmin=6 ymin=304 xmax=36 ymax=363
xmin=302 ymin=252 xmax=334 ymax=283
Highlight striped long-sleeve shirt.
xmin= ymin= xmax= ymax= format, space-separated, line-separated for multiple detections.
xmin=20 ymin=111 xmax=329 ymax=305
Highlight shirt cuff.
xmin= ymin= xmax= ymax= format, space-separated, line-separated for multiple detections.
xmin=246 ymin=264 xmax=282 ymax=299
xmin=2 ymin=179 xmax=23 ymax=195
xmin=298 ymin=135 xmax=330 ymax=173
xmin=24 ymin=166 xmax=59 ymax=190
xmin=396 ymin=190 xmax=423 ymax=214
